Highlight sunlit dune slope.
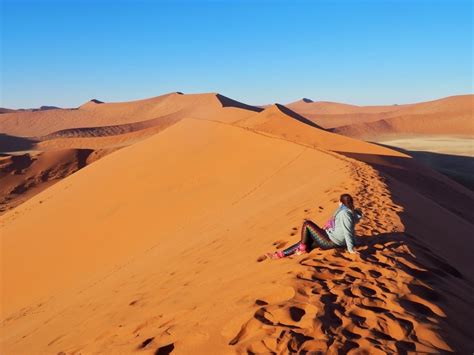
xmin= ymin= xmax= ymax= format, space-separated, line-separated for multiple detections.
xmin=2 ymin=115 xmax=474 ymax=354
xmin=0 ymin=93 xmax=263 ymax=214
xmin=1 ymin=118 xmax=348 ymax=316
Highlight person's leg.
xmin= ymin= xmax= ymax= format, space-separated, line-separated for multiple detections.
xmin=269 ymin=219 xmax=334 ymax=259
xmin=282 ymin=219 xmax=323 ymax=256
xmin=274 ymin=219 xmax=314 ymax=257
xmin=267 ymin=241 xmax=300 ymax=259
xmin=303 ymin=219 xmax=336 ymax=249
xmin=297 ymin=219 xmax=322 ymax=253
xmin=280 ymin=241 xmax=301 ymax=257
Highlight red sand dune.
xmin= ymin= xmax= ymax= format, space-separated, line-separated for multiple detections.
xmin=0 ymin=93 xmax=262 ymax=213
xmin=1 ymin=93 xmax=474 ymax=353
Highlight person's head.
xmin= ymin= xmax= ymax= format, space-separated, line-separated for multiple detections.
xmin=340 ymin=193 xmax=355 ymax=212
xmin=340 ymin=193 xmax=363 ymax=222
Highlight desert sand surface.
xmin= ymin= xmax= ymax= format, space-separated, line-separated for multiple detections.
xmin=1 ymin=93 xmax=474 ymax=354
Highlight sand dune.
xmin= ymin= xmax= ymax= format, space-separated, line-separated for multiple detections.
xmin=334 ymin=110 xmax=474 ymax=140
xmin=0 ymin=93 xmax=262 ymax=213
xmin=0 ymin=108 xmax=16 ymax=114
xmin=287 ymin=98 xmax=410 ymax=115
xmin=1 ymin=93 xmax=474 ymax=354
xmin=0 ymin=92 xmax=261 ymax=138
xmin=287 ymin=95 xmax=474 ymax=137
xmin=0 ymin=92 xmax=408 ymax=215
xmin=287 ymin=95 xmax=474 ymax=193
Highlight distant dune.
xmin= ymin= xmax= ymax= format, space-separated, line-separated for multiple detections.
xmin=287 ymin=95 xmax=474 ymax=139
xmin=286 ymin=95 xmax=474 ymax=191
xmin=0 ymin=106 xmax=62 ymax=114
xmin=1 ymin=92 xmax=474 ymax=353
xmin=0 ymin=92 xmax=264 ymax=212
xmin=0 ymin=108 xmax=17 ymax=114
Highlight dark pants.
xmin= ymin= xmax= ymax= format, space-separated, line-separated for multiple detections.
xmin=282 ymin=219 xmax=336 ymax=256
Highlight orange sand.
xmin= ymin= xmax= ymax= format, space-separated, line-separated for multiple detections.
xmin=1 ymin=93 xmax=473 ymax=354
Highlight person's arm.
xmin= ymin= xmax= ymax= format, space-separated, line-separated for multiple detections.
xmin=340 ymin=211 xmax=356 ymax=253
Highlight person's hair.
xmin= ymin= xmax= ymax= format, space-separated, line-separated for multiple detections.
xmin=340 ymin=193 xmax=355 ymax=213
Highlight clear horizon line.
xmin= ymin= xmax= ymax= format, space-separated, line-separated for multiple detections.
xmin=1 ymin=91 xmax=473 ymax=111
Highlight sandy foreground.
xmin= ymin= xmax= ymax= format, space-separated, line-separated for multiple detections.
xmin=1 ymin=93 xmax=474 ymax=354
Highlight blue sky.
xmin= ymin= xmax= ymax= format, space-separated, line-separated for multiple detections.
xmin=1 ymin=0 xmax=472 ymax=108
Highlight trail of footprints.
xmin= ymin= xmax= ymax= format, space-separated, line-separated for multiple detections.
xmin=235 ymin=156 xmax=459 ymax=354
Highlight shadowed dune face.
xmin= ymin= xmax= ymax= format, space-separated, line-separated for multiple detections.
xmin=374 ymin=139 xmax=474 ymax=191
xmin=215 ymin=94 xmax=263 ymax=112
xmin=0 ymin=134 xmax=38 ymax=152
xmin=1 ymin=93 xmax=474 ymax=354
xmin=336 ymin=151 xmax=474 ymax=265
xmin=273 ymin=104 xmax=323 ymax=129
xmin=0 ymin=149 xmax=113 ymax=214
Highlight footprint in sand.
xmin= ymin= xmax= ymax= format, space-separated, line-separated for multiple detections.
xmin=137 ymin=337 xmax=154 ymax=349
xmin=155 ymin=343 xmax=175 ymax=355
xmin=273 ymin=240 xmax=288 ymax=249
xmin=289 ymin=306 xmax=306 ymax=322
xmin=255 ymin=299 xmax=268 ymax=306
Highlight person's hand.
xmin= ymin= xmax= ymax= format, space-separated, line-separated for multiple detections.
xmin=348 ymin=250 xmax=359 ymax=256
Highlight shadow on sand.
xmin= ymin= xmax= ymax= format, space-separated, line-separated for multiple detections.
xmin=354 ymin=232 xmax=473 ymax=353
xmin=0 ymin=134 xmax=38 ymax=153
xmin=332 ymin=150 xmax=474 ymax=352
xmin=374 ymin=142 xmax=474 ymax=191
xmin=335 ymin=151 xmax=474 ymax=224
xmin=274 ymin=103 xmax=324 ymax=129
xmin=216 ymin=94 xmax=264 ymax=113
xmin=246 ymin=232 xmax=474 ymax=353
